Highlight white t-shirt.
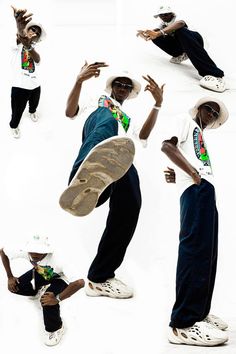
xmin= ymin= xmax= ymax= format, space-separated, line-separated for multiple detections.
xmin=171 ymin=115 xmax=214 ymax=196
xmin=154 ymin=15 xmax=187 ymax=32
xmin=77 ymin=93 xmax=147 ymax=147
xmin=11 ymin=42 xmax=40 ymax=90
xmin=4 ymin=248 xmax=78 ymax=284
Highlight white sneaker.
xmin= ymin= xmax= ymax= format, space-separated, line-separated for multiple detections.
xmin=203 ymin=314 xmax=228 ymax=330
xmin=29 ymin=112 xmax=39 ymax=122
xmin=59 ymin=136 xmax=135 ymax=217
xmin=44 ymin=324 xmax=64 ymax=346
xmin=168 ymin=321 xmax=228 ymax=346
xmin=199 ymin=75 xmax=226 ymax=93
xmin=170 ymin=52 xmax=188 ymax=64
xmin=85 ymin=278 xmax=133 ymax=299
xmin=11 ymin=127 xmax=20 ymax=139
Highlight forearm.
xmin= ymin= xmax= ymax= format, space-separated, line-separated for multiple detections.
xmin=139 ymin=107 xmax=159 ymax=140
xmin=27 ymin=48 xmax=40 ymax=63
xmin=161 ymin=140 xmax=198 ymax=178
xmin=65 ymin=80 xmax=83 ymax=118
xmin=161 ymin=20 xmax=186 ymax=35
xmin=0 ymin=250 xmax=14 ymax=278
xmin=58 ymin=279 xmax=85 ymax=301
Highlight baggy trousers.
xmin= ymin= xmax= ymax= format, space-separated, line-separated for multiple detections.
xmin=10 ymin=86 xmax=41 ymax=128
xmin=152 ymin=27 xmax=224 ymax=78
xmin=69 ymin=107 xmax=142 ymax=282
xmin=15 ymin=269 xmax=68 ymax=332
xmin=170 ymin=179 xmax=218 ymax=328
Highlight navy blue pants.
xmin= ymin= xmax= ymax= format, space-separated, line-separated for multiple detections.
xmin=170 ymin=179 xmax=218 ymax=328
xmin=69 ymin=107 xmax=142 ymax=282
xmin=152 ymin=27 xmax=224 ymax=78
xmin=15 ymin=269 xmax=67 ymax=332
xmin=10 ymin=86 xmax=41 ymax=128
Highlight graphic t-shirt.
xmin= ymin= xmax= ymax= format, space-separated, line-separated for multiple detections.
xmin=171 ymin=115 xmax=214 ymax=196
xmin=11 ymin=42 xmax=40 ymax=89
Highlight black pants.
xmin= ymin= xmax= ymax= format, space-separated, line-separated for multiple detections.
xmin=152 ymin=27 xmax=224 ymax=78
xmin=10 ymin=86 xmax=41 ymax=128
xmin=15 ymin=269 xmax=68 ymax=332
xmin=170 ymin=179 xmax=218 ymax=328
xmin=69 ymin=107 xmax=142 ymax=282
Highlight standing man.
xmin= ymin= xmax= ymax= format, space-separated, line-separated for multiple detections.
xmin=161 ymin=97 xmax=229 ymax=346
xmin=59 ymin=61 xmax=164 ymax=299
xmin=0 ymin=235 xmax=84 ymax=346
xmin=10 ymin=6 xmax=46 ymax=138
xmin=137 ymin=5 xmax=226 ymax=92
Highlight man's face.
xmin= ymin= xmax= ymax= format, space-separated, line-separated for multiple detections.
xmin=159 ymin=12 xmax=174 ymax=23
xmin=198 ymin=101 xmax=220 ymax=128
xmin=29 ymin=252 xmax=47 ymax=262
xmin=27 ymin=26 xmax=41 ymax=42
xmin=111 ymin=77 xmax=133 ymax=104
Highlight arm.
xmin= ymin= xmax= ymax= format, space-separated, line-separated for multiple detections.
xmin=65 ymin=61 xmax=108 ymax=118
xmin=11 ymin=6 xmax=33 ymax=37
xmin=138 ymin=20 xmax=186 ymax=41
xmin=40 ymin=279 xmax=85 ymax=306
xmin=0 ymin=248 xmax=19 ymax=292
xmin=161 ymin=138 xmax=201 ymax=184
xmin=17 ymin=34 xmax=40 ymax=63
xmin=139 ymin=75 xmax=165 ymax=140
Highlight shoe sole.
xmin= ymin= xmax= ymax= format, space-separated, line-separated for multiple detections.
xmin=59 ymin=137 xmax=135 ymax=217
xmin=168 ymin=329 xmax=228 ymax=347
xmin=199 ymin=83 xmax=226 ymax=93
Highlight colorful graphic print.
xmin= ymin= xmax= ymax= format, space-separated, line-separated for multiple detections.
xmin=31 ymin=262 xmax=56 ymax=280
xmin=98 ymin=95 xmax=130 ymax=132
xmin=193 ymin=127 xmax=211 ymax=167
xmin=21 ymin=48 xmax=35 ymax=73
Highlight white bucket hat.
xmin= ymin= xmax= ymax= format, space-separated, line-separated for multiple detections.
xmin=154 ymin=5 xmax=175 ymax=18
xmin=24 ymin=235 xmax=53 ymax=253
xmin=105 ymin=71 xmax=141 ymax=100
xmin=25 ymin=21 xmax=46 ymax=42
xmin=189 ymin=96 xmax=229 ymax=129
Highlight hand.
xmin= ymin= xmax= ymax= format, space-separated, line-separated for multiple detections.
xmin=136 ymin=30 xmax=150 ymax=40
xmin=8 ymin=276 xmax=19 ymax=292
xmin=17 ymin=33 xmax=35 ymax=48
xmin=190 ymin=170 xmax=201 ymax=185
xmin=142 ymin=75 xmax=165 ymax=107
xmin=40 ymin=292 xmax=58 ymax=306
xmin=77 ymin=61 xmax=109 ymax=84
xmin=11 ymin=6 xmax=33 ymax=36
xmin=143 ymin=29 xmax=160 ymax=40
xmin=164 ymin=167 xmax=176 ymax=184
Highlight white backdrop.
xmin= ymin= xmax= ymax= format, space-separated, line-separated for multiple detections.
xmin=0 ymin=0 xmax=235 ymax=353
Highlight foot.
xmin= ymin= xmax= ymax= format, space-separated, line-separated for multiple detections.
xmin=170 ymin=52 xmax=188 ymax=64
xmin=29 ymin=112 xmax=39 ymax=122
xmin=199 ymin=75 xmax=226 ymax=93
xmin=44 ymin=324 xmax=64 ymax=346
xmin=59 ymin=136 xmax=135 ymax=216
xmin=203 ymin=314 xmax=228 ymax=331
xmin=85 ymin=278 xmax=133 ymax=299
xmin=11 ymin=127 xmax=20 ymax=139
xmin=168 ymin=321 xmax=228 ymax=347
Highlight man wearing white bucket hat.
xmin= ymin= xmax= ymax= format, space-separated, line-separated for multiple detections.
xmin=59 ymin=61 xmax=164 ymax=298
xmin=161 ymin=97 xmax=229 ymax=346
xmin=0 ymin=235 xmax=84 ymax=346
xmin=137 ymin=5 xmax=226 ymax=93
xmin=9 ymin=6 xmax=46 ymax=138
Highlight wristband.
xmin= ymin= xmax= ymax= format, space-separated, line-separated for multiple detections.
xmin=56 ymin=294 xmax=61 ymax=302
xmin=153 ymin=105 xmax=161 ymax=110
xmin=160 ymin=29 xmax=167 ymax=36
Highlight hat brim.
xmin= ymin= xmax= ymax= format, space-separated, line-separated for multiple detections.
xmin=105 ymin=73 xmax=141 ymax=100
xmin=189 ymin=96 xmax=229 ymax=129
xmin=25 ymin=21 xmax=46 ymax=42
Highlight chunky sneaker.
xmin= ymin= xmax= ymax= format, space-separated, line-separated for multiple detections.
xmin=203 ymin=314 xmax=228 ymax=331
xmin=85 ymin=278 xmax=133 ymax=299
xmin=29 ymin=112 xmax=39 ymax=122
xmin=44 ymin=324 xmax=64 ymax=346
xmin=170 ymin=52 xmax=188 ymax=64
xmin=59 ymin=136 xmax=135 ymax=217
xmin=168 ymin=321 xmax=228 ymax=347
xmin=11 ymin=127 xmax=20 ymax=139
xmin=199 ymin=75 xmax=226 ymax=93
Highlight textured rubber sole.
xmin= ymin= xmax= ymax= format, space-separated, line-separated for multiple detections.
xmin=59 ymin=137 xmax=135 ymax=216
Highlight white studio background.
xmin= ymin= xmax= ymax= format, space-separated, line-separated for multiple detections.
xmin=0 ymin=0 xmax=236 ymax=353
